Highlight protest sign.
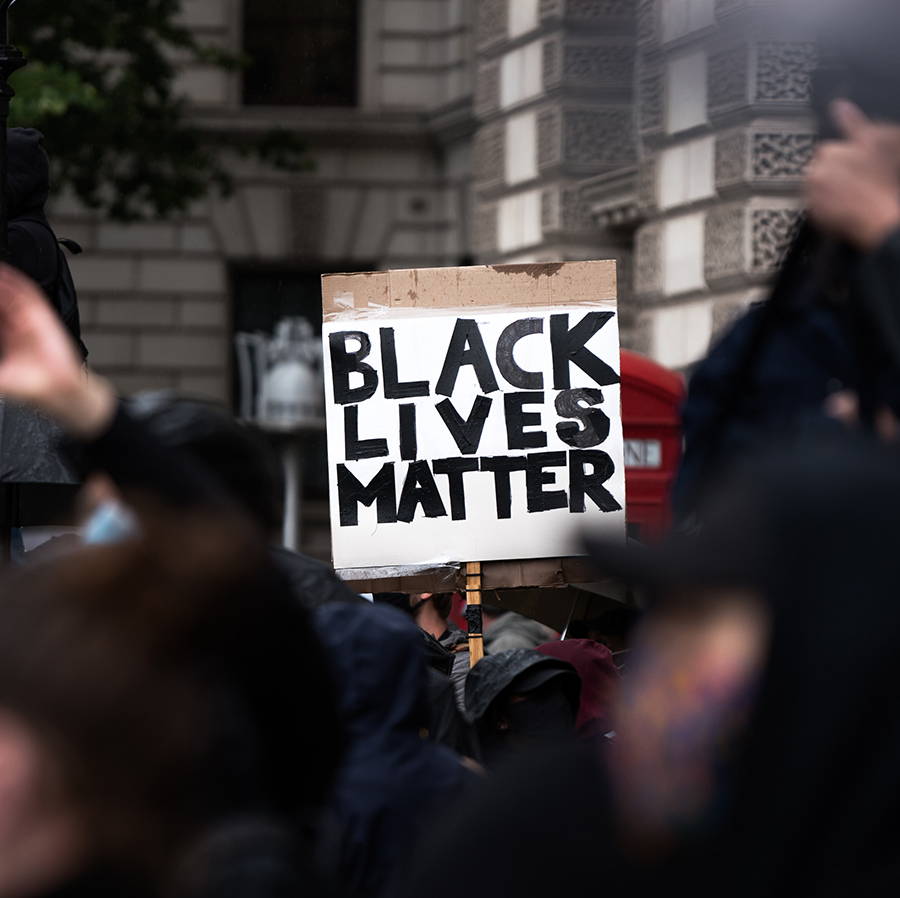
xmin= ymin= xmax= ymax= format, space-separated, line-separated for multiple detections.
xmin=322 ymin=261 xmax=626 ymax=582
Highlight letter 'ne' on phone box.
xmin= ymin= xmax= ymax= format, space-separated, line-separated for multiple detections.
xmin=321 ymin=261 xmax=626 ymax=593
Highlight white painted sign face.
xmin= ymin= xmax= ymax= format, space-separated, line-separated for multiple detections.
xmin=323 ymin=305 xmax=626 ymax=570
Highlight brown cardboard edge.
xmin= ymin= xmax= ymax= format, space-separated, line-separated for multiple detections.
xmin=322 ymin=261 xmax=617 ymax=317
xmin=339 ymin=557 xmax=607 ymax=595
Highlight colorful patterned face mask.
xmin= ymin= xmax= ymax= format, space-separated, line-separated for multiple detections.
xmin=610 ymin=592 xmax=770 ymax=847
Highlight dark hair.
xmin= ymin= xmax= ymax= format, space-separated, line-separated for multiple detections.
xmin=0 ymin=509 xmax=255 ymax=874
xmin=126 ymin=392 xmax=284 ymax=534
xmin=430 ymin=593 xmax=454 ymax=621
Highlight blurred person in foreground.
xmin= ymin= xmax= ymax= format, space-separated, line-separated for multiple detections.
xmin=464 ymin=649 xmax=580 ymax=770
xmin=675 ymin=0 xmax=900 ymax=515
xmin=122 ymin=390 xmax=364 ymax=610
xmin=0 ymin=521 xmax=235 ymax=898
xmin=0 ymin=265 xmax=344 ymax=895
xmin=314 ymin=601 xmax=474 ymax=898
xmin=399 ymin=431 xmax=900 ymax=898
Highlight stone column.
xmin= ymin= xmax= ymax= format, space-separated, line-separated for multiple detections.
xmin=631 ymin=0 xmax=816 ymax=367
xmin=471 ymin=0 xmax=638 ymax=269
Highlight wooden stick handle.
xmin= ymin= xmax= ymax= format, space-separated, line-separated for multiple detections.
xmin=465 ymin=561 xmax=484 ymax=667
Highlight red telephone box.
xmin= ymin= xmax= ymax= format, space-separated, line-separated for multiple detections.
xmin=620 ymin=350 xmax=685 ymax=544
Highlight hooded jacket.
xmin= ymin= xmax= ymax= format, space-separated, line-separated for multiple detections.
xmin=536 ymin=639 xmax=621 ymax=743
xmin=314 ymin=603 xmax=471 ymax=898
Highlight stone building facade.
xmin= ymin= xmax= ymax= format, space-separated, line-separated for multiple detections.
xmin=50 ymin=0 xmax=479 ymax=406
xmin=40 ymin=0 xmax=817 ymax=553
xmin=49 ymin=0 xmax=818 ymax=400
xmin=617 ymin=0 xmax=816 ymax=368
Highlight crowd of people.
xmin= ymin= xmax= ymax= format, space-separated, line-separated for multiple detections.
xmin=4 ymin=1 xmax=900 ymax=895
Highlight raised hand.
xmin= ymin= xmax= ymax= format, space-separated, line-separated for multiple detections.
xmin=0 ymin=264 xmax=115 ymax=439
xmin=805 ymin=100 xmax=900 ymax=252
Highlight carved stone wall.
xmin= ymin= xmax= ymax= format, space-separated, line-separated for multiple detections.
xmin=751 ymin=133 xmax=815 ymax=178
xmin=477 ymin=0 xmax=508 ymax=48
xmin=473 ymin=124 xmax=505 ymax=186
xmin=562 ymin=43 xmax=635 ymax=84
xmin=473 ymin=204 xmax=499 ymax=255
xmin=543 ymin=39 xmax=561 ymax=87
xmin=565 ymin=0 xmax=634 ymax=20
xmin=563 ymin=108 xmax=635 ymax=165
xmin=715 ymin=132 xmax=747 ymax=188
xmin=475 ymin=61 xmax=501 ymax=117
xmin=638 ymin=65 xmax=664 ymax=132
xmin=704 ymin=205 xmax=745 ymax=280
xmin=542 ymin=189 xmax=561 ymax=232
xmin=638 ymin=158 xmax=657 ymax=211
xmin=635 ymin=223 xmax=663 ymax=295
xmin=637 ymin=0 xmax=657 ymax=44
xmin=538 ymin=108 xmax=562 ymax=168
xmin=561 ymin=186 xmax=596 ymax=230
xmin=755 ymin=42 xmax=816 ymax=103
xmin=751 ymin=208 xmax=802 ymax=270
xmin=708 ymin=44 xmax=749 ymax=111
xmin=540 ymin=0 xmax=564 ymax=19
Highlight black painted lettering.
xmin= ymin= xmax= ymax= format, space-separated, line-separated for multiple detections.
xmin=526 ymin=452 xmax=568 ymax=513
xmin=436 ymin=319 xmax=500 ymax=397
xmin=399 ymin=404 xmax=417 ymax=461
xmin=329 ymin=331 xmax=379 ymax=405
xmin=496 ymin=318 xmax=544 ymax=390
xmin=344 ymin=406 xmax=389 ymax=461
xmin=550 ymin=312 xmax=620 ymax=390
xmin=433 ymin=458 xmax=480 ymax=521
xmin=569 ymin=450 xmax=622 ymax=513
xmin=480 ymin=456 xmax=527 ymax=519
xmin=555 ymin=388 xmax=610 ymax=448
xmin=337 ymin=463 xmax=397 ymax=526
xmin=504 ymin=392 xmax=547 ymax=450
xmin=397 ymin=461 xmax=448 ymax=523
xmin=380 ymin=328 xmax=430 ymax=399
xmin=436 ymin=396 xmax=493 ymax=455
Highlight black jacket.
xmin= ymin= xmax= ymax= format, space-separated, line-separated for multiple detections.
xmin=7 ymin=128 xmax=84 ymax=352
xmin=314 ymin=603 xmax=472 ymax=898
xmin=674 ymin=229 xmax=900 ymax=514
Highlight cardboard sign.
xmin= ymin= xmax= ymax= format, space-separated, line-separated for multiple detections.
xmin=322 ymin=262 xmax=626 ymax=574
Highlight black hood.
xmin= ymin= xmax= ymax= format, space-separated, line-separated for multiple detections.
xmin=8 ymin=128 xmax=50 ymax=220
xmin=465 ymin=649 xmax=580 ymax=722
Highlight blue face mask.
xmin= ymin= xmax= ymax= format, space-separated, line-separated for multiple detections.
xmin=82 ymin=500 xmax=140 ymax=546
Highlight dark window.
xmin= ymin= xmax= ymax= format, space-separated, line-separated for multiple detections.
xmin=243 ymin=0 xmax=359 ymax=106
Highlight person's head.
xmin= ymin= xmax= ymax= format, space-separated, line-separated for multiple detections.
xmin=125 ymin=391 xmax=284 ymax=537
xmin=411 ymin=593 xmax=453 ymax=622
xmin=465 ymin=650 xmax=580 ymax=768
xmin=587 ymin=431 xmax=900 ymax=887
xmin=0 ymin=510 xmax=253 ymax=895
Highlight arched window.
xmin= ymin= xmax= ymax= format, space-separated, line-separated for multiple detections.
xmin=243 ymin=0 xmax=358 ymax=106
